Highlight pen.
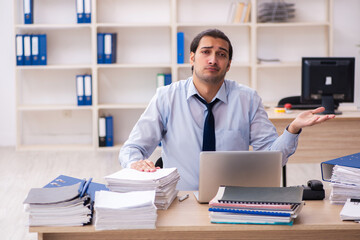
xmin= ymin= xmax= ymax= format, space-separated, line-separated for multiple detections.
xmin=80 ymin=178 xmax=92 ymax=198
xmin=179 ymin=193 xmax=189 ymax=202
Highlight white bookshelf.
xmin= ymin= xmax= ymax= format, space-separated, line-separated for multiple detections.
xmin=14 ymin=0 xmax=333 ymax=150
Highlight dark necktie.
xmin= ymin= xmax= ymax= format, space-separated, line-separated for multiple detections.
xmin=195 ymin=95 xmax=220 ymax=151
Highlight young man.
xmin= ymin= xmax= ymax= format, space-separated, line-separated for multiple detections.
xmin=119 ymin=29 xmax=335 ymax=190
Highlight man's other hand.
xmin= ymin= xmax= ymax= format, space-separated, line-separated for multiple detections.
xmin=288 ymin=107 xmax=335 ymax=134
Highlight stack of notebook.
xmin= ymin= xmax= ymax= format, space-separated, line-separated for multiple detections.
xmin=208 ymin=186 xmax=304 ymax=225
xmin=105 ymin=168 xmax=180 ymax=209
xmin=23 ymin=175 xmax=108 ymax=227
xmin=321 ymin=152 xmax=360 ymax=204
xmin=94 ymin=190 xmax=157 ymax=230
xmin=23 ymin=182 xmax=92 ymax=226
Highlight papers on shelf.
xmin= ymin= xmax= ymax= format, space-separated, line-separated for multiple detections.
xmin=94 ymin=190 xmax=157 ymax=230
xmin=23 ymin=182 xmax=92 ymax=227
xmin=208 ymin=186 xmax=304 ymax=225
xmin=340 ymin=198 xmax=360 ymax=223
xmin=330 ymin=165 xmax=360 ymax=204
xmin=105 ymin=168 xmax=180 ymax=210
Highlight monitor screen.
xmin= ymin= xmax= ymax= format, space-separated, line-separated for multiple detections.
xmin=301 ymin=57 xmax=355 ymax=114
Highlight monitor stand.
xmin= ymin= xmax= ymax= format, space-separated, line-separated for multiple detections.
xmin=321 ymin=95 xmax=341 ymax=115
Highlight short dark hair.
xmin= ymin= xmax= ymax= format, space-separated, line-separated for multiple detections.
xmin=190 ymin=29 xmax=233 ymax=61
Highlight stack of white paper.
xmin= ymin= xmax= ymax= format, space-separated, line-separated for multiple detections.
xmin=105 ymin=168 xmax=180 ymax=209
xmin=23 ymin=183 xmax=92 ymax=226
xmin=94 ymin=190 xmax=157 ymax=230
xmin=340 ymin=198 xmax=360 ymax=222
xmin=330 ymin=165 xmax=360 ymax=204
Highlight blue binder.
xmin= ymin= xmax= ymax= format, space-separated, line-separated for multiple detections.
xmin=164 ymin=74 xmax=172 ymax=86
xmin=177 ymin=32 xmax=184 ymax=64
xmin=38 ymin=34 xmax=47 ymax=65
xmin=156 ymin=73 xmax=165 ymax=87
xmin=76 ymin=0 xmax=84 ymax=23
xmin=24 ymin=0 xmax=33 ymax=24
xmin=44 ymin=175 xmax=109 ymax=203
xmin=97 ymin=33 xmax=104 ymax=64
xmin=98 ymin=116 xmax=106 ymax=147
xmin=31 ymin=35 xmax=39 ymax=65
xmin=23 ymin=35 xmax=32 ymax=65
xmin=83 ymin=0 xmax=91 ymax=23
xmin=16 ymin=35 xmax=24 ymax=66
xmin=104 ymin=33 xmax=117 ymax=64
xmin=84 ymin=74 xmax=92 ymax=106
xmin=321 ymin=152 xmax=360 ymax=181
xmin=76 ymin=75 xmax=85 ymax=106
xmin=106 ymin=116 xmax=113 ymax=146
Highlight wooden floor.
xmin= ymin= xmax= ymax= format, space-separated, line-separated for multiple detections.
xmin=0 ymin=147 xmax=329 ymax=240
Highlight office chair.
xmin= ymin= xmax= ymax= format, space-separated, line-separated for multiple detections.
xmin=155 ymin=157 xmax=163 ymax=168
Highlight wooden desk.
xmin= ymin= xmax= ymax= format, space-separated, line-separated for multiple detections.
xmin=30 ymin=192 xmax=360 ymax=240
xmin=268 ymin=110 xmax=360 ymax=163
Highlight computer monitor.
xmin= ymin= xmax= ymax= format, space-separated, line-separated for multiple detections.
xmin=301 ymin=57 xmax=355 ymax=115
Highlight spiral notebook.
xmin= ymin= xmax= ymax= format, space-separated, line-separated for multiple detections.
xmin=218 ymin=186 xmax=303 ymax=205
xmin=208 ymin=186 xmax=304 ymax=225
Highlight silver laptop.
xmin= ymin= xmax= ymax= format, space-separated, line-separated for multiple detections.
xmin=194 ymin=151 xmax=282 ymax=203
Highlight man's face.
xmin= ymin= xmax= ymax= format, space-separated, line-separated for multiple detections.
xmin=190 ymin=36 xmax=231 ymax=85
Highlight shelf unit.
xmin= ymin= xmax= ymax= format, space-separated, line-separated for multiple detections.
xmin=14 ymin=0 xmax=333 ymax=150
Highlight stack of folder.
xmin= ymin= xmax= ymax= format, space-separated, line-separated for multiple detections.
xmin=321 ymin=152 xmax=360 ymax=204
xmin=23 ymin=175 xmax=108 ymax=227
xmin=76 ymin=74 xmax=92 ymax=106
xmin=94 ymin=190 xmax=157 ymax=230
xmin=98 ymin=115 xmax=113 ymax=147
xmin=97 ymin=33 xmax=117 ymax=64
xmin=208 ymin=186 xmax=304 ymax=225
xmin=257 ymin=1 xmax=295 ymax=23
xmin=76 ymin=0 xmax=92 ymax=23
xmin=157 ymin=73 xmax=172 ymax=88
xmin=16 ymin=34 xmax=47 ymax=66
xmin=105 ymin=168 xmax=180 ymax=210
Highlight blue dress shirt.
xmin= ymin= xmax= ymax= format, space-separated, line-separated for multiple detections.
xmin=119 ymin=77 xmax=300 ymax=190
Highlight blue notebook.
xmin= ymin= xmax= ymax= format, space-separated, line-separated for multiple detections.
xmin=44 ymin=175 xmax=109 ymax=202
xmin=321 ymin=152 xmax=360 ymax=181
xmin=209 ymin=207 xmax=291 ymax=217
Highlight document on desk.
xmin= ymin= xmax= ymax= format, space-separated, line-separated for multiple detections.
xmin=24 ymin=182 xmax=81 ymax=204
xmin=23 ymin=182 xmax=92 ymax=227
xmin=104 ymin=168 xmax=180 ymax=210
xmin=328 ymin=164 xmax=360 ymax=204
xmin=94 ymin=190 xmax=157 ymax=230
xmin=340 ymin=198 xmax=360 ymax=222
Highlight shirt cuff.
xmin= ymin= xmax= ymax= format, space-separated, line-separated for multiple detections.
xmin=286 ymin=125 xmax=302 ymax=135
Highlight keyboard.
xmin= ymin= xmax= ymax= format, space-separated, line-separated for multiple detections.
xmin=278 ymin=104 xmax=322 ymax=110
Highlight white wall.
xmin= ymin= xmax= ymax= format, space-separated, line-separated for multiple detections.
xmin=332 ymin=0 xmax=360 ymax=108
xmin=0 ymin=0 xmax=359 ymax=146
xmin=0 ymin=1 xmax=15 ymax=146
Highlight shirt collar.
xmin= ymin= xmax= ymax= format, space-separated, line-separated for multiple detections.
xmin=186 ymin=77 xmax=228 ymax=104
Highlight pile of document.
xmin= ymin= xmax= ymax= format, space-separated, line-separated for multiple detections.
xmin=340 ymin=198 xmax=360 ymax=223
xmin=94 ymin=190 xmax=157 ymax=230
xmin=257 ymin=1 xmax=295 ymax=23
xmin=105 ymin=168 xmax=180 ymax=210
xmin=329 ymin=165 xmax=360 ymax=204
xmin=208 ymin=186 xmax=304 ymax=225
xmin=23 ymin=182 xmax=92 ymax=226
